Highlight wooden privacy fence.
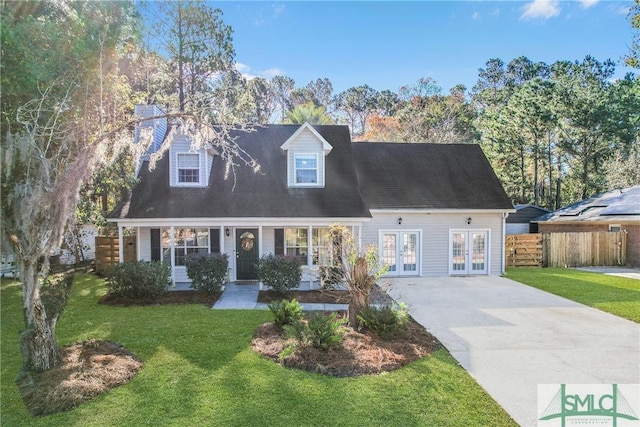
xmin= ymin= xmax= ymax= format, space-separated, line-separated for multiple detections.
xmin=506 ymin=234 xmax=543 ymax=267
xmin=506 ymin=232 xmax=627 ymax=268
xmin=543 ymin=231 xmax=627 ymax=267
xmin=95 ymin=236 xmax=136 ymax=274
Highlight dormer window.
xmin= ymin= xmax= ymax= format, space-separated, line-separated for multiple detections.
xmin=281 ymin=123 xmax=333 ymax=188
xmin=295 ymin=154 xmax=318 ymax=185
xmin=177 ymin=153 xmax=200 ymax=184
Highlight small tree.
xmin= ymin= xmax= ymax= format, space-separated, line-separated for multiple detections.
xmin=329 ymin=225 xmax=388 ymax=328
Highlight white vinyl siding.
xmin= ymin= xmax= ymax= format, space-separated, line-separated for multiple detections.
xmin=361 ymin=212 xmax=505 ymax=277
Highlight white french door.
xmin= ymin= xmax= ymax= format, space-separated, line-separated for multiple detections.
xmin=449 ymin=230 xmax=489 ymax=275
xmin=381 ymin=231 xmax=420 ymax=276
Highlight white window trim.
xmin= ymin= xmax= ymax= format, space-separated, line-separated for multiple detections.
xmin=290 ymin=152 xmax=322 ymax=188
xmin=175 ymin=152 xmax=202 ymax=187
xmin=609 ymin=224 xmax=622 ymax=232
xmin=161 ymin=227 xmax=211 ymax=267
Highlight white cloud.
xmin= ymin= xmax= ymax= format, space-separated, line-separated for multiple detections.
xmin=472 ymin=11 xmax=480 ymax=20
xmin=272 ymin=4 xmax=285 ymax=16
xmin=520 ymin=0 xmax=561 ymax=20
xmin=578 ymin=0 xmax=599 ymax=9
xmin=260 ymin=68 xmax=283 ymax=79
xmin=235 ymin=63 xmax=283 ymax=81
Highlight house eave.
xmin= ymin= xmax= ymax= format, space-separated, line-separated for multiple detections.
xmin=107 ymin=216 xmax=372 ymax=226
xmin=370 ymin=208 xmax=516 ymax=214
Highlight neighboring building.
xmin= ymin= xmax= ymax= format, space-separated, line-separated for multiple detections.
xmin=506 ymin=204 xmax=550 ymax=234
xmin=108 ymin=106 xmax=514 ymax=284
xmin=534 ymin=186 xmax=640 ymax=267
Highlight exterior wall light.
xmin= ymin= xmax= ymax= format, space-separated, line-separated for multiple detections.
xmin=225 ymin=227 xmax=230 ymax=237
xmin=467 ymin=217 xmax=472 ymax=225
xmin=398 ymin=217 xmax=403 ymax=225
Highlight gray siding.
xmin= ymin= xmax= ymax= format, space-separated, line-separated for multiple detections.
xmin=361 ymin=211 xmax=505 ymax=277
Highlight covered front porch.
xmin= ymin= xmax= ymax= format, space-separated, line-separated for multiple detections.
xmin=111 ymin=219 xmax=366 ymax=285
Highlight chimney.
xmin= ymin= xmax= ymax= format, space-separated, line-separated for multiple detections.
xmin=134 ymin=104 xmax=167 ymax=154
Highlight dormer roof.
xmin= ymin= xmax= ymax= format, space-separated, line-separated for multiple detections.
xmin=279 ymin=122 xmax=333 ymax=154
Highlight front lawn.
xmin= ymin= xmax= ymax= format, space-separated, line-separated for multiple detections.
xmin=505 ymin=267 xmax=640 ymax=323
xmin=1 ymin=274 xmax=516 ymax=426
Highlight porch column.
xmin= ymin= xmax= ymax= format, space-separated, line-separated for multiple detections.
xmin=170 ymin=226 xmax=175 ymax=286
xmin=118 ymin=225 xmax=124 ymax=263
xmin=219 ymin=226 xmax=225 ymax=254
xmin=258 ymin=226 xmax=263 ymax=256
xmin=136 ymin=226 xmax=141 ymax=261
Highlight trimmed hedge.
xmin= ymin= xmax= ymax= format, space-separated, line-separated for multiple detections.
xmin=106 ymin=261 xmax=170 ymax=300
xmin=258 ymin=254 xmax=302 ymax=294
xmin=185 ymin=253 xmax=229 ymax=293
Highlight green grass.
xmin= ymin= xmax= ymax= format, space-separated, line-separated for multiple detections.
xmin=505 ymin=267 xmax=640 ymax=323
xmin=1 ymin=274 xmax=516 ymax=426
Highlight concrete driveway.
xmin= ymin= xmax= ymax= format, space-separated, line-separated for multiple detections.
xmin=387 ymin=276 xmax=640 ymax=427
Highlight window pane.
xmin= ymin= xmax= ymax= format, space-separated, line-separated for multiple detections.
xmin=295 ymin=156 xmax=316 ymax=168
xmin=295 ymin=155 xmax=318 ymax=184
xmin=383 ymin=234 xmax=396 ymax=272
xmin=178 ymin=169 xmax=199 ymax=183
xmin=196 ymin=229 xmax=209 ymax=247
xmin=285 ymin=228 xmax=308 ymax=265
xmin=175 ymin=248 xmax=186 ymax=266
xmin=178 ymin=154 xmax=199 ymax=167
xmin=184 ymin=229 xmax=197 ymax=246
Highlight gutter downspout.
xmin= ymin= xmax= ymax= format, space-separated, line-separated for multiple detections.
xmin=501 ymin=212 xmax=508 ymax=275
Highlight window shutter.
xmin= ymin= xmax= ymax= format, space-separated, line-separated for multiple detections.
xmin=210 ymin=228 xmax=220 ymax=253
xmin=150 ymin=229 xmax=161 ymax=261
xmin=275 ymin=229 xmax=284 ymax=256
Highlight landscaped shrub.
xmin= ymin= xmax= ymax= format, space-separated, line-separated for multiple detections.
xmin=284 ymin=312 xmax=346 ymax=350
xmin=258 ymin=254 xmax=302 ymax=294
xmin=357 ymin=303 xmax=409 ymax=339
xmin=268 ymin=299 xmax=303 ymax=327
xmin=185 ymin=253 xmax=229 ymax=293
xmin=106 ymin=261 xmax=170 ymax=300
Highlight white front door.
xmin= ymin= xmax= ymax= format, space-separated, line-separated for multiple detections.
xmin=450 ymin=230 xmax=489 ymax=275
xmin=381 ymin=231 xmax=420 ymax=275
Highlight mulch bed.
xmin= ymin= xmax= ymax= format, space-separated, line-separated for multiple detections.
xmin=252 ymin=314 xmax=443 ymax=377
xmin=98 ymin=290 xmax=221 ymax=307
xmin=17 ymin=340 xmax=143 ymax=416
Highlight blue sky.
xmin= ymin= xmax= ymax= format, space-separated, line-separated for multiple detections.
xmin=213 ymin=0 xmax=636 ymax=94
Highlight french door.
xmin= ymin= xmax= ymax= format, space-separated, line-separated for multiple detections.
xmin=450 ymin=230 xmax=489 ymax=275
xmin=381 ymin=231 xmax=420 ymax=276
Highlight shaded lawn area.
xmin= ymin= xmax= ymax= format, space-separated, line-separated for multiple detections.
xmin=1 ymin=274 xmax=516 ymax=426
xmin=505 ymin=267 xmax=640 ymax=323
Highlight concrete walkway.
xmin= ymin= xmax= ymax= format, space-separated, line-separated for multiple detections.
xmin=387 ymin=276 xmax=640 ymax=427
xmin=575 ymin=266 xmax=640 ymax=280
xmin=211 ymin=281 xmax=348 ymax=311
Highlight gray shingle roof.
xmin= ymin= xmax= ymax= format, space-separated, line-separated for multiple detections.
xmin=352 ymin=142 xmax=513 ymax=210
xmin=111 ymin=125 xmax=513 ymax=220
xmin=112 ymin=125 xmax=371 ymax=219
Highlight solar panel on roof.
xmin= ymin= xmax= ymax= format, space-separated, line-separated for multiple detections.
xmin=600 ymin=204 xmax=640 ymax=215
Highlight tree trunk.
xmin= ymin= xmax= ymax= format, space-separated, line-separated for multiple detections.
xmin=347 ymin=257 xmax=373 ymax=328
xmin=20 ymin=261 xmax=60 ymax=372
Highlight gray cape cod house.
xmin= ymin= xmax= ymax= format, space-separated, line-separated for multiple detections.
xmin=109 ymin=106 xmax=514 ymax=284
